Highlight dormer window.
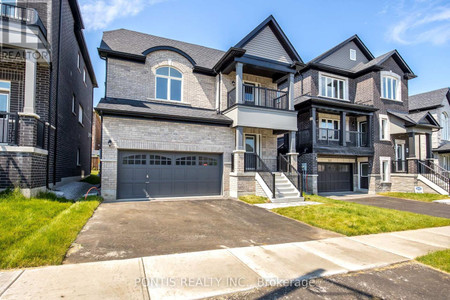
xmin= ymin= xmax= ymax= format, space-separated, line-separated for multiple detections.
xmin=381 ymin=71 xmax=401 ymax=101
xmin=155 ymin=66 xmax=182 ymax=101
xmin=319 ymin=72 xmax=348 ymax=100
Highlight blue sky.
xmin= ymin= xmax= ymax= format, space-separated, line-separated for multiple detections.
xmin=79 ymin=0 xmax=450 ymax=106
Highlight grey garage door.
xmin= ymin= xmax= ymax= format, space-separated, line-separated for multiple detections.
xmin=117 ymin=151 xmax=222 ymax=199
xmin=318 ymin=163 xmax=353 ymax=193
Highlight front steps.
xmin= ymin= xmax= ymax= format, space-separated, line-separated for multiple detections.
xmin=272 ymin=173 xmax=304 ymax=203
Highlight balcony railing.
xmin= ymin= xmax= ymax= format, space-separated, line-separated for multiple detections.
xmin=0 ymin=3 xmax=47 ymax=38
xmin=227 ymin=84 xmax=289 ymax=110
xmin=392 ymin=160 xmax=408 ymax=173
xmin=0 ymin=112 xmax=46 ymax=149
xmin=347 ymin=131 xmax=369 ymax=147
xmin=0 ymin=112 xmax=19 ymax=145
xmin=317 ymin=128 xmax=340 ymax=146
xmin=298 ymin=127 xmax=371 ymax=149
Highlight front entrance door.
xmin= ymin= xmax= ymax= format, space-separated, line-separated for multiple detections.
xmin=359 ymin=121 xmax=367 ymax=146
xmin=360 ymin=162 xmax=369 ymax=189
xmin=0 ymin=85 xmax=10 ymax=144
xmin=395 ymin=142 xmax=406 ymax=172
xmin=245 ymin=134 xmax=258 ymax=170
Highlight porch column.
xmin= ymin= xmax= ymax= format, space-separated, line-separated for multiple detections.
xmin=425 ymin=133 xmax=433 ymax=159
xmin=311 ymin=107 xmax=317 ymax=145
xmin=288 ymin=73 xmax=295 ymax=110
xmin=368 ymin=114 xmax=373 ymax=148
xmin=235 ymin=62 xmax=243 ymax=104
xmin=408 ymin=132 xmax=416 ymax=158
xmin=287 ymin=131 xmax=299 ymax=169
xmin=340 ymin=111 xmax=346 ymax=146
xmin=23 ymin=50 xmax=37 ymax=114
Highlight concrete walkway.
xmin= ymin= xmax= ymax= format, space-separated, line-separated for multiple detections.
xmin=0 ymin=226 xmax=449 ymax=300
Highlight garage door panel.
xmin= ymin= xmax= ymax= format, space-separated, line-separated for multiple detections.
xmin=118 ymin=151 xmax=222 ymax=199
xmin=318 ymin=163 xmax=353 ymax=193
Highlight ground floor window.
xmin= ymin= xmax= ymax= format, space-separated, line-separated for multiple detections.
xmin=380 ymin=157 xmax=391 ymax=182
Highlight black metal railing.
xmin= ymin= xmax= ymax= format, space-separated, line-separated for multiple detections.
xmin=227 ymin=84 xmax=289 ymax=110
xmin=392 ymin=160 xmax=408 ymax=173
xmin=317 ymin=128 xmax=340 ymax=145
xmin=244 ymin=153 xmax=275 ymax=198
xmin=0 ymin=112 xmax=19 ymax=145
xmin=418 ymin=160 xmax=450 ymax=193
xmin=346 ymin=131 xmax=369 ymax=147
xmin=278 ymin=155 xmax=303 ymax=195
xmin=426 ymin=160 xmax=450 ymax=178
xmin=0 ymin=3 xmax=47 ymax=37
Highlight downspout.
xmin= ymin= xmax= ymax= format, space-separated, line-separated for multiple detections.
xmin=45 ymin=62 xmax=53 ymax=189
xmin=53 ymin=0 xmax=63 ymax=186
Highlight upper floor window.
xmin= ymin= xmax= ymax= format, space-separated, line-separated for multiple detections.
xmin=0 ymin=81 xmax=11 ymax=112
xmin=77 ymin=52 xmax=81 ymax=71
xmin=379 ymin=114 xmax=390 ymax=141
xmin=78 ymin=104 xmax=83 ymax=125
xmin=319 ymin=73 xmax=347 ymax=100
xmin=155 ymin=66 xmax=182 ymax=101
xmin=381 ymin=72 xmax=401 ymax=101
xmin=72 ymin=94 xmax=76 ymax=114
xmin=441 ymin=112 xmax=449 ymax=140
xmin=83 ymin=68 xmax=87 ymax=85
xmin=350 ymin=49 xmax=356 ymax=61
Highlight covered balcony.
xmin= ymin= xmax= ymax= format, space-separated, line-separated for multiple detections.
xmin=296 ymin=99 xmax=377 ymax=156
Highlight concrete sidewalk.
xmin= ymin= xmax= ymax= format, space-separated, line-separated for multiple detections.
xmin=1 ymin=226 xmax=449 ymax=300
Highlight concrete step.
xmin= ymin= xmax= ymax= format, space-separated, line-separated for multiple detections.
xmin=277 ymin=191 xmax=299 ymax=198
xmin=272 ymin=197 xmax=305 ymax=203
xmin=276 ymin=187 xmax=297 ymax=193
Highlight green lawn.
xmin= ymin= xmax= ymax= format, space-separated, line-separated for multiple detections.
xmin=417 ymin=249 xmax=450 ymax=273
xmin=378 ymin=192 xmax=449 ymax=203
xmin=0 ymin=189 xmax=101 ymax=269
xmin=238 ymin=195 xmax=270 ymax=204
xmin=272 ymin=195 xmax=450 ymax=236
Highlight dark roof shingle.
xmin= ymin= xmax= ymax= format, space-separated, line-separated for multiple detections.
xmin=409 ymin=88 xmax=450 ymax=111
xmin=96 ymin=97 xmax=232 ymax=125
xmin=99 ymin=29 xmax=225 ymax=69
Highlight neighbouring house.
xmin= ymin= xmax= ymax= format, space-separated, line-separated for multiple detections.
xmin=410 ymin=88 xmax=450 ymax=170
xmin=280 ymin=35 xmax=443 ymax=195
xmin=96 ymin=16 xmax=303 ymax=201
xmin=0 ymin=0 xmax=97 ymax=196
xmin=91 ymin=111 xmax=101 ymax=171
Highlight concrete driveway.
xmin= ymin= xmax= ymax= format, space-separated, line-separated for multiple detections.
xmin=64 ymin=199 xmax=340 ymax=264
xmin=337 ymin=196 xmax=450 ymax=218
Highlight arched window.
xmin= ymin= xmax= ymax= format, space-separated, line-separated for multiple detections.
xmin=155 ymin=66 xmax=182 ymax=101
xmin=381 ymin=71 xmax=401 ymax=101
xmin=441 ymin=112 xmax=448 ymax=140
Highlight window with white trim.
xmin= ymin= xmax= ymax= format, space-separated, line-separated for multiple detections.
xmin=319 ymin=73 xmax=347 ymax=100
xmin=379 ymin=114 xmax=390 ymax=141
xmin=0 ymin=81 xmax=11 ymax=112
xmin=155 ymin=66 xmax=182 ymax=101
xmin=77 ymin=52 xmax=81 ymax=71
xmin=441 ymin=112 xmax=448 ymax=141
xmin=381 ymin=71 xmax=401 ymax=101
xmin=350 ymin=49 xmax=356 ymax=61
xmin=380 ymin=157 xmax=391 ymax=182
xmin=78 ymin=104 xmax=83 ymax=125
xmin=83 ymin=68 xmax=87 ymax=85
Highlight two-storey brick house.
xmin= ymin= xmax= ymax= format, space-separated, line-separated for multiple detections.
xmin=96 ymin=16 xmax=304 ymax=201
xmin=0 ymin=0 xmax=96 ymax=196
xmin=284 ymin=35 xmax=441 ymax=194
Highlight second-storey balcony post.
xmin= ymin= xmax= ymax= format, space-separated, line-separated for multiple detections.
xmin=235 ymin=62 xmax=243 ymax=104
xmin=288 ymin=73 xmax=294 ymax=110
xmin=340 ymin=111 xmax=346 ymax=146
xmin=311 ymin=107 xmax=317 ymax=145
xmin=368 ymin=114 xmax=373 ymax=148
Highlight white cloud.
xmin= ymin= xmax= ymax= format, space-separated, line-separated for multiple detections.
xmin=80 ymin=0 xmax=166 ymax=31
xmin=388 ymin=0 xmax=450 ymax=45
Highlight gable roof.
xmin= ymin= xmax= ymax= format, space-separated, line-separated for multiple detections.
xmin=351 ymin=50 xmax=415 ymax=77
xmin=409 ymin=88 xmax=450 ymax=111
xmin=387 ymin=110 xmax=440 ymax=128
xmin=234 ymin=15 xmax=303 ymax=64
xmin=310 ymin=34 xmax=374 ymax=64
xmin=99 ymin=29 xmax=225 ymax=70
